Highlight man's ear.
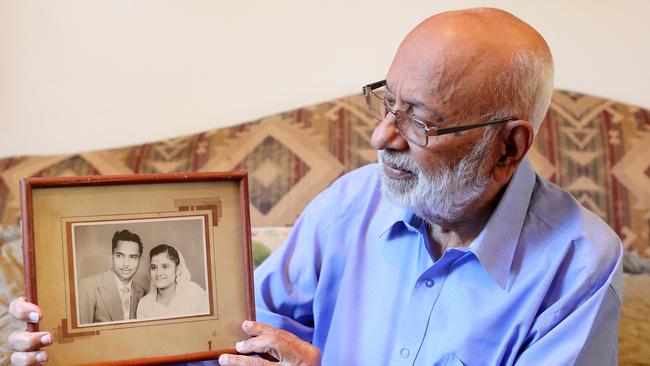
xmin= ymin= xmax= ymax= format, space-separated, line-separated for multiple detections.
xmin=493 ymin=120 xmax=534 ymax=183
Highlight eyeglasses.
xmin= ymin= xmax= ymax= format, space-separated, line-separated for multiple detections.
xmin=362 ymin=80 xmax=514 ymax=147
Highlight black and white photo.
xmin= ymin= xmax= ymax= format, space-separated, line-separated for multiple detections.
xmin=71 ymin=215 xmax=211 ymax=327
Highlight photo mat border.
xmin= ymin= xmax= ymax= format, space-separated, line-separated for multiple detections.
xmin=64 ymin=212 xmax=214 ymax=332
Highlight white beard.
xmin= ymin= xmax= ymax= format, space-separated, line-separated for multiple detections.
xmin=378 ymin=129 xmax=498 ymax=223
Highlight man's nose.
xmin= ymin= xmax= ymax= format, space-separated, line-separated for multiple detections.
xmin=370 ymin=113 xmax=409 ymax=151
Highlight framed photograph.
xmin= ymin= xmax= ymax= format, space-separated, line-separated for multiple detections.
xmin=20 ymin=172 xmax=254 ymax=365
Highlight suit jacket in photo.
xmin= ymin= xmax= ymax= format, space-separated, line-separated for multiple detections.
xmin=78 ymin=270 xmax=147 ymax=324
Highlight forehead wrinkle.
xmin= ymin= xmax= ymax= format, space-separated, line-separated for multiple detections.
xmin=385 ymin=79 xmax=447 ymax=121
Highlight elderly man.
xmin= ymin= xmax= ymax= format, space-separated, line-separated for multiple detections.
xmin=8 ymin=7 xmax=621 ymax=366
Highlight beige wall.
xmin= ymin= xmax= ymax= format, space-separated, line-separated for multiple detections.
xmin=1 ymin=0 xmax=649 ymax=158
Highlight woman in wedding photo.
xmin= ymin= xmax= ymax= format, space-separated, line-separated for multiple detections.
xmin=136 ymin=243 xmax=209 ymax=319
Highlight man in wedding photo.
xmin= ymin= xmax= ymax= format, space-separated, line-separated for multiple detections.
xmin=78 ymin=229 xmax=147 ymax=324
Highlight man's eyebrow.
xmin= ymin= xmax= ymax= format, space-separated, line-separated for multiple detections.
xmin=114 ymin=251 xmax=137 ymax=256
xmin=384 ymin=83 xmax=446 ymax=121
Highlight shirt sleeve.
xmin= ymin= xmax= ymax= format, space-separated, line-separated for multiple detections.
xmin=253 ymin=187 xmax=333 ymax=343
xmin=514 ymin=256 xmax=623 ymax=366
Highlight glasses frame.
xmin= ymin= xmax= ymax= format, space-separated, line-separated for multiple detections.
xmin=362 ymin=79 xmax=514 ymax=147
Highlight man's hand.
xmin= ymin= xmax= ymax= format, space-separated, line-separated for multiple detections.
xmin=7 ymin=297 xmax=52 ymax=365
xmin=218 ymin=321 xmax=320 ymax=366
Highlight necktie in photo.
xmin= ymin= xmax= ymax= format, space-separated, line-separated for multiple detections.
xmin=121 ymin=286 xmax=131 ymax=319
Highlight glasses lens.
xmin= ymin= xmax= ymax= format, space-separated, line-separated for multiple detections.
xmin=395 ymin=113 xmax=427 ymax=147
xmin=366 ymin=91 xmax=387 ymax=122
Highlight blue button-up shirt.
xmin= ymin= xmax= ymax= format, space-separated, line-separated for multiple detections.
xmin=253 ymin=158 xmax=622 ymax=365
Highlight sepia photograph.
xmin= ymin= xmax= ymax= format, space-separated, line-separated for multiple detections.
xmin=70 ymin=215 xmax=211 ymax=327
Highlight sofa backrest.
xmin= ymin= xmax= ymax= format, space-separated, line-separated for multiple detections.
xmin=1 ymin=90 xmax=649 ymax=261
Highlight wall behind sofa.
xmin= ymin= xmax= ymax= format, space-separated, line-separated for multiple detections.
xmin=1 ymin=0 xmax=649 ymax=158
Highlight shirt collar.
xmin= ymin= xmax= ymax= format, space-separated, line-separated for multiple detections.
xmin=376 ymin=186 xmax=409 ymax=237
xmin=468 ymin=157 xmax=536 ymax=290
xmin=378 ymin=204 xmax=416 ymax=238
xmin=112 ymin=271 xmax=133 ymax=292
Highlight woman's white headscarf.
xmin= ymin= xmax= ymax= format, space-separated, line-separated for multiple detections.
xmin=149 ymin=244 xmax=192 ymax=293
xmin=173 ymin=245 xmax=192 ymax=284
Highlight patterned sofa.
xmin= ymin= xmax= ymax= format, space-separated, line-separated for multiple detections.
xmin=1 ymin=90 xmax=649 ymax=365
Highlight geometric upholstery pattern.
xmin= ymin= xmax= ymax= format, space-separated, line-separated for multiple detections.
xmin=1 ymin=90 xmax=649 ymax=260
xmin=533 ymin=92 xmax=650 ymax=260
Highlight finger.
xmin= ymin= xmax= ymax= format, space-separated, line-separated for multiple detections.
xmin=235 ymin=334 xmax=279 ymax=355
xmin=8 ymin=297 xmax=41 ymax=323
xmin=240 ymin=320 xmax=284 ymax=337
xmin=237 ymin=333 xmax=303 ymax=363
xmin=10 ymin=351 xmax=48 ymax=366
xmin=239 ymin=321 xmax=301 ymax=353
xmin=218 ymin=353 xmax=274 ymax=366
xmin=8 ymin=330 xmax=52 ymax=352
xmin=237 ymin=321 xmax=320 ymax=364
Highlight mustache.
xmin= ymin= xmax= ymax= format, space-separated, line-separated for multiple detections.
xmin=378 ymin=150 xmax=419 ymax=174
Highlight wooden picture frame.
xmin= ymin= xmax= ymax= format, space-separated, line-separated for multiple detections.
xmin=20 ymin=172 xmax=255 ymax=365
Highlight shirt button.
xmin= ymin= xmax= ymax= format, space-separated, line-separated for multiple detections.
xmin=424 ymin=279 xmax=434 ymax=288
xmin=400 ymin=348 xmax=410 ymax=358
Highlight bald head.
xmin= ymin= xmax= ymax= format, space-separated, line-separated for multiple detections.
xmin=387 ymin=8 xmax=553 ymax=131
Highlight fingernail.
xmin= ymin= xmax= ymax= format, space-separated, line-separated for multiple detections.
xmin=242 ymin=320 xmax=251 ymax=328
xmin=28 ymin=311 xmax=39 ymax=322
xmin=36 ymin=352 xmax=47 ymax=363
xmin=235 ymin=341 xmax=245 ymax=351
xmin=218 ymin=354 xmax=229 ymax=363
xmin=41 ymin=334 xmax=51 ymax=345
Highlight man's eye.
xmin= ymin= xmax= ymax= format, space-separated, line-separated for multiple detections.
xmin=150 ymin=266 xmax=156 ymax=270
xmin=411 ymin=113 xmax=441 ymax=128
xmin=411 ymin=115 xmax=432 ymax=127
